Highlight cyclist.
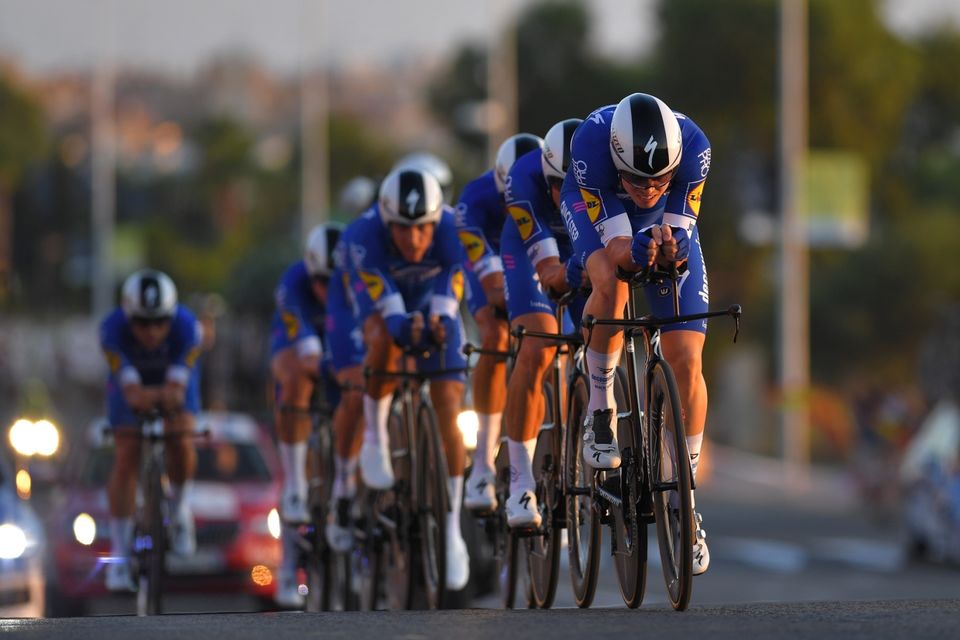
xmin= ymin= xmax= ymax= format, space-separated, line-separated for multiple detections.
xmin=563 ymin=93 xmax=712 ymax=574
xmin=99 ymin=269 xmax=202 ymax=592
xmin=500 ymin=119 xmax=585 ymax=527
xmin=337 ymin=176 xmax=379 ymax=216
xmin=454 ymin=134 xmax=544 ymax=512
xmin=393 ymin=151 xmax=455 ymax=204
xmin=269 ymin=223 xmax=365 ymax=607
xmin=347 ymin=167 xmax=471 ymax=590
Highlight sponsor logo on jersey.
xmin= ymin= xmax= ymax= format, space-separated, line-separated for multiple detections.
xmin=699 ymin=148 xmax=712 ymax=177
xmin=185 ymin=345 xmax=203 ymax=368
xmin=579 ymin=188 xmax=603 ymax=223
xmin=358 ymin=271 xmax=385 ymax=301
xmin=451 ymin=270 xmax=465 ymax=301
xmin=572 ymin=159 xmax=588 ymax=184
xmin=508 ymin=202 xmax=537 ymax=240
xmin=686 ymin=180 xmax=705 ymax=217
xmin=104 ymin=350 xmax=122 ymax=375
xmin=458 ymin=230 xmax=486 ymax=263
xmin=281 ymin=311 xmax=300 ymax=340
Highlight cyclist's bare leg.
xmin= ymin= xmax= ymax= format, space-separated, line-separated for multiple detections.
xmin=430 ymin=378 xmax=469 ymax=571
xmin=271 ymin=346 xmax=316 ymax=521
xmin=359 ymin=313 xmax=401 ymax=488
xmin=332 ymin=364 xmax=365 ymax=499
xmin=108 ymin=429 xmax=141 ymax=519
xmin=660 ymin=330 xmax=708 ymax=479
xmin=471 ymin=305 xmax=509 ymax=473
xmin=582 ymin=248 xmax=629 ymax=412
xmin=504 ymin=312 xmax=556 ymax=497
xmin=164 ymin=411 xmax=197 ymax=485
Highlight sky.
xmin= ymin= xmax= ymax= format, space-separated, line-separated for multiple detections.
xmin=0 ymin=0 xmax=958 ymax=76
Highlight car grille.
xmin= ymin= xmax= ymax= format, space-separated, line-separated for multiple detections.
xmin=196 ymin=521 xmax=240 ymax=547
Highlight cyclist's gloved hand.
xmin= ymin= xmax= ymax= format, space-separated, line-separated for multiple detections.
xmin=630 ymin=226 xmax=657 ymax=268
xmin=390 ymin=311 xmax=426 ymax=348
xmin=564 ymin=256 xmax=584 ymax=291
xmin=428 ymin=314 xmax=456 ymax=346
xmin=668 ymin=226 xmax=691 ymax=262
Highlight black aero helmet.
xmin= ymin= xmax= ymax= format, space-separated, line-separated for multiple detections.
xmin=609 ymin=93 xmax=682 ymax=178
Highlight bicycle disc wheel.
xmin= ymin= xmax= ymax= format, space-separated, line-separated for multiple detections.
xmin=648 ymin=360 xmax=693 ymax=611
xmin=611 ymin=366 xmax=647 ymax=608
xmin=528 ymin=425 xmax=560 ymax=608
xmin=564 ymin=373 xmax=601 ymax=608
xmin=381 ymin=407 xmax=416 ymax=609
xmin=138 ymin=462 xmax=165 ymax=616
xmin=416 ymin=402 xmax=448 ymax=609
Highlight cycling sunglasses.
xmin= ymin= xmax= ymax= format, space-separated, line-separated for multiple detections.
xmin=132 ymin=316 xmax=171 ymax=328
xmin=618 ymin=170 xmax=674 ymax=192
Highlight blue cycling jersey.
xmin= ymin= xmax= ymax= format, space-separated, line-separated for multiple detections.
xmin=100 ymin=305 xmax=202 ymax=389
xmin=269 ymin=260 xmax=327 ymax=357
xmin=454 ymin=170 xmax=505 ymax=280
xmin=504 ymin=148 xmax=574 ymax=267
xmin=346 ymin=205 xmax=466 ymax=345
xmin=562 ymin=104 xmax=711 ymax=246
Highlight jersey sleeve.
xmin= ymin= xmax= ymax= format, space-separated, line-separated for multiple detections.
xmin=431 ymin=213 xmax=468 ymax=319
xmin=274 ymin=263 xmax=321 ymax=356
xmin=166 ymin=308 xmax=203 ymax=385
xmin=569 ymin=107 xmax=632 ymax=244
xmin=346 ymin=220 xmax=408 ymax=340
xmin=661 ymin=113 xmax=711 ymax=230
xmin=505 ymin=150 xmax=559 ymax=267
xmin=454 ymin=176 xmax=503 ymax=279
xmin=99 ymin=311 xmax=140 ymax=387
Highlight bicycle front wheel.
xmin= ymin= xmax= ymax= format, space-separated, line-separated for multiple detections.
xmin=137 ymin=463 xmax=166 ymax=616
xmin=379 ymin=407 xmax=416 ymax=610
xmin=528 ymin=423 xmax=561 ymax=608
xmin=564 ymin=373 xmax=601 ymax=608
xmin=648 ymin=360 xmax=693 ymax=611
xmin=415 ymin=401 xmax=448 ymax=609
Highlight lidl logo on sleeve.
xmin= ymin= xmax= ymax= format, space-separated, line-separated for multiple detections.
xmin=104 ymin=350 xmax=121 ymax=374
xmin=508 ymin=203 xmax=537 ymax=240
xmin=185 ymin=346 xmax=203 ymax=368
xmin=359 ymin=271 xmax=385 ymax=301
xmin=281 ymin=311 xmax=300 ymax=340
xmin=458 ymin=231 xmax=486 ymax=263
xmin=451 ymin=270 xmax=465 ymax=301
xmin=685 ymin=180 xmax=705 ymax=217
xmin=579 ymin=188 xmax=603 ymax=223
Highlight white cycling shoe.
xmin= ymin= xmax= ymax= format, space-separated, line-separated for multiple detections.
xmin=171 ymin=509 xmax=197 ymax=556
xmin=105 ymin=559 xmax=137 ymax=593
xmin=325 ymin=498 xmax=353 ymax=553
xmin=506 ymin=489 xmax=542 ymax=529
xmin=360 ymin=440 xmax=395 ymax=490
xmin=693 ymin=511 xmax=710 ymax=575
xmin=582 ymin=409 xmax=621 ymax=470
xmin=274 ymin=567 xmax=304 ymax=609
xmin=446 ymin=529 xmax=470 ymax=591
xmin=280 ymin=491 xmax=310 ymax=525
xmin=463 ymin=467 xmax=496 ymax=512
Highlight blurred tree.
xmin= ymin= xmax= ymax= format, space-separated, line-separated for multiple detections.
xmin=0 ymin=71 xmax=47 ymax=305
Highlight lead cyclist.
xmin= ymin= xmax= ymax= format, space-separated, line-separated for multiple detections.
xmin=563 ymin=93 xmax=712 ymax=575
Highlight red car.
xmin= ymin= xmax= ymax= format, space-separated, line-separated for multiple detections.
xmin=45 ymin=411 xmax=283 ymax=616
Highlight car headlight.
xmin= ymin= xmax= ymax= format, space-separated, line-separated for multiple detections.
xmin=457 ymin=410 xmax=479 ymax=450
xmin=251 ymin=509 xmax=283 ymax=540
xmin=73 ymin=513 xmax=97 ymax=546
xmin=0 ymin=523 xmax=28 ymax=559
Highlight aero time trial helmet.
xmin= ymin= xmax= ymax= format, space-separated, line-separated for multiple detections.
xmin=304 ymin=223 xmax=344 ymax=278
xmin=609 ymin=93 xmax=682 ymax=178
xmin=541 ymin=118 xmax=583 ymax=182
xmin=378 ymin=168 xmax=444 ymax=226
xmin=337 ymin=176 xmax=378 ymax=216
xmin=494 ymin=133 xmax=543 ymax=193
xmin=393 ymin=152 xmax=454 ymax=203
xmin=121 ymin=269 xmax=177 ymax=320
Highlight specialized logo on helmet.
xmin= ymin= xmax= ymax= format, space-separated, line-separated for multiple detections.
xmin=610 ymin=130 xmax=625 ymax=155
xmin=451 ymin=270 xmax=465 ymax=301
xmin=685 ymin=180 xmax=705 ymax=217
xmin=644 ymin=135 xmax=658 ymax=170
xmin=404 ymin=188 xmax=421 ymax=216
xmin=508 ymin=203 xmax=537 ymax=240
xmin=578 ymin=188 xmax=603 ymax=223
xmin=458 ymin=231 xmax=486 ymax=263
xmin=144 ymin=283 xmax=159 ymax=308
xmin=359 ymin=271 xmax=385 ymax=301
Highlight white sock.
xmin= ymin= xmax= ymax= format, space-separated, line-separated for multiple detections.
xmin=278 ymin=441 xmax=308 ymax=499
xmin=686 ymin=432 xmax=704 ymax=481
xmin=363 ymin=394 xmax=392 ymax=446
xmin=473 ymin=412 xmax=501 ymax=473
xmin=508 ymin=438 xmax=536 ymax=497
xmin=333 ymin=455 xmax=359 ymax=499
xmin=585 ymin=348 xmax=618 ymax=414
xmin=168 ymin=480 xmax=193 ymax=520
xmin=447 ymin=475 xmax=463 ymax=540
xmin=109 ymin=517 xmax=134 ymax=558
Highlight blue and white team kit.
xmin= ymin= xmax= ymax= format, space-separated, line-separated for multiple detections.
xmin=453 ymin=170 xmax=505 ymax=317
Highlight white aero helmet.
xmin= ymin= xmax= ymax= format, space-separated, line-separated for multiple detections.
xmin=494 ymin=133 xmax=544 ymax=193
xmin=393 ymin=152 xmax=454 ymax=203
xmin=609 ymin=93 xmax=683 ymax=178
xmin=305 ymin=223 xmax=344 ymax=277
xmin=337 ymin=176 xmax=378 ymax=216
xmin=541 ymin=118 xmax=583 ymax=182
xmin=378 ymin=168 xmax=444 ymax=226
xmin=122 ymin=269 xmax=177 ymax=320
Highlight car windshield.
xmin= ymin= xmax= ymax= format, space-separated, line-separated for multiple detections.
xmin=80 ymin=441 xmax=273 ymax=486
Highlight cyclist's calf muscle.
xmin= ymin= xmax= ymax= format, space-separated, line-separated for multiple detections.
xmin=362 ymin=313 xmax=401 ymax=399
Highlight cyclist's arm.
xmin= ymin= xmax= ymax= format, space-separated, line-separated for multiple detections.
xmin=660 ymin=113 xmax=711 ymax=233
xmin=454 ymin=192 xmax=504 ymax=308
xmin=505 ymin=157 xmax=564 ymax=293
xmin=275 ymin=269 xmax=322 ymax=372
xmin=347 ymin=246 xmax=420 ymax=347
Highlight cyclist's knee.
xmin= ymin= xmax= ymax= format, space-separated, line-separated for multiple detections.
xmin=515 ymin=339 xmax=552 ymax=379
xmin=476 ymin=307 xmax=508 ymax=349
xmin=585 ymin=252 xmax=624 ymax=312
xmin=661 ymin=337 xmax=704 ymax=381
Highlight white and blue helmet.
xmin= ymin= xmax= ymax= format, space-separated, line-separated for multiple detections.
xmin=609 ymin=93 xmax=682 ymax=178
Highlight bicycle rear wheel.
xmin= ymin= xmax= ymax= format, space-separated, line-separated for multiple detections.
xmin=648 ymin=360 xmax=693 ymax=611
xmin=137 ymin=461 xmax=166 ymax=616
xmin=416 ymin=401 xmax=448 ymax=609
xmin=306 ymin=422 xmax=336 ymax=612
xmin=528 ymin=421 xmax=560 ymax=608
xmin=564 ymin=372 xmax=601 ymax=608
xmin=611 ymin=366 xmax=647 ymax=608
